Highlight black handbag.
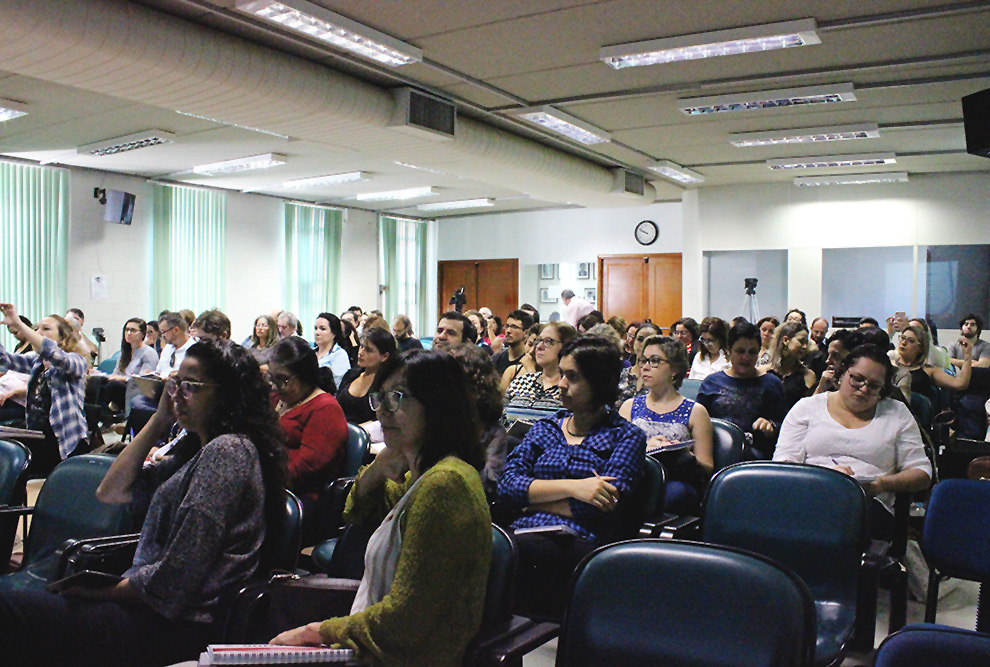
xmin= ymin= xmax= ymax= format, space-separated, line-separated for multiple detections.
xmin=247 ymin=573 xmax=361 ymax=642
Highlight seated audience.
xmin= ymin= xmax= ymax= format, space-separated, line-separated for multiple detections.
xmin=336 ymin=328 xmax=397 ymax=425
xmin=190 ymin=309 xmax=231 ymax=341
xmin=0 ymin=303 xmax=87 ymax=476
xmin=949 ymin=313 xmax=990 ymax=368
xmin=622 ymin=321 xmax=640 ymax=365
xmin=615 ymin=321 xmax=661 ymax=407
xmin=504 ymin=322 xmax=577 ymax=413
xmin=155 ymin=311 xmax=195 ymax=377
xmin=891 ymin=324 xmax=970 ymax=401
xmin=272 ymin=351 xmax=490 ymax=667
xmin=688 ymin=316 xmax=729 ymax=380
xmin=64 ymin=307 xmax=99 ymax=361
xmin=314 ymin=312 xmax=351 ymax=390
xmin=859 ymin=316 xmax=880 ymax=329
xmin=697 ymin=321 xmax=786 ymax=459
xmin=391 ymin=314 xmax=423 ymax=353
xmin=499 ymin=323 xmax=541 ymax=393
xmin=0 ymin=339 xmax=288 ymax=667
xmin=492 ymin=309 xmax=534 ymax=376
xmin=432 ymin=310 xmax=476 ymax=352
xmin=486 ymin=314 xmax=504 ymax=355
xmin=767 ymin=321 xmax=816 ymax=414
xmin=104 ymin=318 xmax=160 ymax=412
xmin=144 ymin=319 xmax=163 ymax=355
xmin=7 ymin=315 xmax=33 ymax=354
xmin=619 ymin=335 xmax=713 ymax=513
xmin=498 ymin=335 xmax=646 ymax=619
xmin=606 ymin=316 xmax=628 ymax=346
xmin=465 ymin=309 xmax=492 ymax=354
xmin=774 ymin=344 xmax=932 ymax=539
xmin=784 ymin=308 xmax=807 ymax=326
xmin=277 ymin=311 xmax=301 ymax=339
xmin=269 ymin=337 xmax=348 ymax=536
xmin=672 ymin=317 xmax=700 ymax=361
xmin=756 ymin=315 xmax=779 ymax=368
xmin=576 ymin=312 xmax=602 ymax=333
xmin=519 ymin=303 xmax=540 ymax=325
xmin=814 ymin=328 xmax=865 ymax=394
xmin=247 ymin=314 xmax=279 ymax=366
xmin=809 ymin=317 xmax=829 ymax=351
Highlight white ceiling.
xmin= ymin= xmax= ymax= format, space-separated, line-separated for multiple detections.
xmin=1 ymin=0 xmax=988 ymax=217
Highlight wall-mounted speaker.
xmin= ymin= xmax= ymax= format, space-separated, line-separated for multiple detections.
xmin=962 ymin=87 xmax=990 ymax=159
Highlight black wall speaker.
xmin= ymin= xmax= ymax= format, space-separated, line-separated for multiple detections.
xmin=962 ymin=87 xmax=990 ymax=159
xmin=103 ymin=190 xmax=136 ymax=225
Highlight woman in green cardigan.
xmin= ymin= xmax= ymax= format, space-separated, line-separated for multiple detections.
xmin=273 ymin=350 xmax=492 ymax=667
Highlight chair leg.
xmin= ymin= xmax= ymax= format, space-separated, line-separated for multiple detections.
xmin=887 ymin=563 xmax=908 ymax=634
xmin=977 ymin=582 xmax=989 ymax=634
xmin=924 ymin=569 xmax=941 ymax=623
xmin=852 ymin=564 xmax=880 ymax=651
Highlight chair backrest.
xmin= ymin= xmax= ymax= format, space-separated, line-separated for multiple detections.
xmin=680 ymin=378 xmax=703 ymax=401
xmin=0 ymin=439 xmax=31 ymax=505
xmin=875 ymin=625 xmax=990 ymax=667
xmin=342 ymin=423 xmax=370 ymax=477
xmin=702 ymin=462 xmax=868 ymax=607
xmin=259 ymin=489 xmax=304 ymax=575
xmin=556 ymin=539 xmax=816 ymax=667
xmin=481 ymin=524 xmax=517 ymax=628
xmin=97 ymin=358 xmax=117 ymax=374
xmin=618 ymin=457 xmax=665 ymax=538
xmin=922 ymin=478 xmax=990 ymax=583
xmin=910 ymin=392 xmax=933 ymax=430
xmin=710 ymin=418 xmax=745 ymax=474
xmin=24 ymin=454 xmax=132 ymax=570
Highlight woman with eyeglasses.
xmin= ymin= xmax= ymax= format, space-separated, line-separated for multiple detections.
xmin=269 ymin=337 xmax=348 ymax=537
xmin=103 ymin=317 xmax=160 ymax=413
xmin=272 ymin=350 xmax=491 ymax=667
xmin=0 ymin=339 xmax=288 ymax=666
xmin=775 ymin=344 xmax=932 ymax=539
xmin=614 ymin=321 xmax=661 ymax=408
xmin=687 ymin=316 xmax=729 ymax=380
xmin=619 ymin=335 xmax=713 ymax=513
xmin=890 ymin=324 xmax=971 ymax=402
xmin=503 ymin=322 xmax=578 ymax=412
xmin=314 ymin=312 xmax=352 ymax=390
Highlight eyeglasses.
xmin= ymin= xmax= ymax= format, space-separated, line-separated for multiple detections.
xmin=124 ymin=327 xmax=142 ymax=334
xmin=536 ymin=337 xmax=561 ymax=347
xmin=369 ymin=390 xmax=404 ymax=413
xmin=639 ymin=356 xmax=670 ymax=369
xmin=700 ymin=337 xmax=716 ymax=346
xmin=846 ymin=372 xmax=885 ymax=396
xmin=266 ymin=373 xmax=293 ymax=390
xmin=503 ymin=323 xmax=523 ymax=331
xmin=166 ymin=377 xmax=218 ymax=400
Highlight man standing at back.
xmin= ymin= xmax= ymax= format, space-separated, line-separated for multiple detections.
xmin=491 ymin=309 xmax=534 ymax=375
xmin=560 ymin=289 xmax=593 ymax=327
xmin=433 ymin=311 xmax=476 ymax=352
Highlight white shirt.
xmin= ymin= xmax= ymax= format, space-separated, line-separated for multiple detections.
xmin=563 ymin=297 xmax=594 ymax=326
xmin=155 ymin=337 xmax=195 ymax=377
xmin=688 ymin=350 xmax=729 ymax=380
xmin=774 ymin=393 xmax=932 ymax=511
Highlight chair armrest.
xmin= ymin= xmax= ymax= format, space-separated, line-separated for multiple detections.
xmin=51 ymin=533 xmax=141 ymax=582
xmin=0 ymin=505 xmax=34 ymax=517
xmin=478 ymin=619 xmax=560 ymax=666
xmin=641 ymin=514 xmax=701 ymax=539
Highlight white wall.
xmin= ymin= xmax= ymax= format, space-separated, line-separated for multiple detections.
xmin=338 ymin=208 xmax=380 ymax=315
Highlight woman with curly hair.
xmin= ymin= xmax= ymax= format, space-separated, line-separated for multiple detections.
xmin=0 ymin=339 xmax=288 ymax=667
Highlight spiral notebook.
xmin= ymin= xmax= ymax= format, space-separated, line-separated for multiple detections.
xmin=198 ymin=644 xmax=359 ymax=665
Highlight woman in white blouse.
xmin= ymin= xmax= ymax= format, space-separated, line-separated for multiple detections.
xmin=688 ymin=317 xmax=729 ymax=380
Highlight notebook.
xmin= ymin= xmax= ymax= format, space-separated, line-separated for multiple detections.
xmin=197 ymin=644 xmax=359 ymax=665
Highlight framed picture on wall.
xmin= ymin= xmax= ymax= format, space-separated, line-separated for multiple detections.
xmin=578 ymin=262 xmax=595 ymax=280
xmin=539 ymin=263 xmax=557 ymax=280
xmin=584 ymin=287 xmax=596 ymax=302
xmin=540 ymin=287 xmax=558 ymax=304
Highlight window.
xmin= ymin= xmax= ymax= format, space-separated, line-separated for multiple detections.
xmin=821 ymin=247 xmax=914 ymax=324
xmin=379 ymin=216 xmax=431 ymax=334
xmin=0 ymin=161 xmax=68 ymax=350
xmin=152 ymin=184 xmax=225 ymax=315
xmin=922 ymin=244 xmax=990 ymax=331
xmin=283 ymin=202 xmax=343 ymax=329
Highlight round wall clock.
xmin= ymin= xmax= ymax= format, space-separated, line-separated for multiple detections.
xmin=634 ymin=219 xmax=659 ymax=246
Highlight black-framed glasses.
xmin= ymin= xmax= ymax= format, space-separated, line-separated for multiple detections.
xmin=166 ymin=377 xmax=218 ymax=400
xmin=536 ymin=337 xmax=561 ymax=347
xmin=266 ymin=373 xmax=293 ymax=390
xmin=846 ymin=373 xmax=884 ymax=395
xmin=503 ymin=323 xmax=523 ymax=331
xmin=639 ymin=356 xmax=669 ymax=369
xmin=369 ymin=390 xmax=404 ymax=413
xmin=124 ymin=327 xmax=142 ymax=334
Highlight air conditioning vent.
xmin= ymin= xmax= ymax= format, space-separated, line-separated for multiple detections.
xmin=389 ymin=87 xmax=456 ymax=141
xmin=612 ymin=168 xmax=645 ymax=197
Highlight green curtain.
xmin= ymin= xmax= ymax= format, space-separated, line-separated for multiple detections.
xmin=379 ymin=215 xmax=430 ymax=335
xmin=152 ymin=184 xmax=226 ymax=316
xmin=0 ymin=161 xmax=68 ymax=350
xmin=283 ymin=202 xmax=343 ymax=329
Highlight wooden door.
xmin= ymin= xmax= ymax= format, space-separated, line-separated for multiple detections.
xmin=599 ymin=253 xmax=682 ymax=328
xmin=437 ymin=259 xmax=519 ymax=320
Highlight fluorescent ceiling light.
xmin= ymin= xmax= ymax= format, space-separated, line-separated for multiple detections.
xmin=283 ymin=171 xmax=369 ymax=188
xmin=0 ymin=97 xmax=28 ymax=123
xmin=356 ymin=186 xmax=437 ymax=202
xmin=767 ymin=152 xmax=896 ymax=170
xmin=235 ymin=0 xmax=422 ymax=67
xmin=417 ymin=198 xmax=494 ymax=211
xmin=77 ymin=130 xmax=176 ymax=157
xmin=648 ymin=160 xmax=705 ymax=184
xmin=601 ymin=19 xmax=819 ymax=69
xmin=729 ymin=123 xmax=880 ymax=147
xmin=192 ymin=153 xmax=287 ymax=176
xmin=794 ymin=172 xmax=909 ymax=186
xmin=679 ymin=83 xmax=857 ymax=115
xmin=508 ymin=106 xmax=611 ymax=145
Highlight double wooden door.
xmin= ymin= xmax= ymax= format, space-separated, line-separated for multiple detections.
xmin=599 ymin=254 xmax=682 ymax=330
xmin=437 ymin=259 xmax=519 ymax=320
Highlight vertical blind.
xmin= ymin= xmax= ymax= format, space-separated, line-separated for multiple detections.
xmin=283 ymin=202 xmax=343 ymax=330
xmin=379 ymin=215 xmax=430 ymax=335
xmin=152 ymin=184 xmax=226 ymax=316
xmin=0 ymin=161 xmax=68 ymax=350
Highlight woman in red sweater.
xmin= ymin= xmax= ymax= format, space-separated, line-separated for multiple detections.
xmin=269 ymin=337 xmax=349 ymax=540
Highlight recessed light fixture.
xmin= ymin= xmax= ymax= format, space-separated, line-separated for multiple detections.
xmin=601 ymin=19 xmax=819 ymax=69
xmin=794 ymin=172 xmax=909 ymax=186
xmin=77 ymin=130 xmax=176 ymax=157
xmin=192 ymin=153 xmax=287 ymax=176
xmin=356 ymin=186 xmax=437 ymax=202
xmin=417 ymin=198 xmax=494 ymax=211
xmin=0 ymin=97 xmax=28 ymax=123
xmin=283 ymin=171 xmax=369 ymax=188
xmin=679 ymin=83 xmax=857 ymax=116
xmin=729 ymin=123 xmax=880 ymax=147
xmin=234 ymin=0 xmax=422 ymax=67
xmin=648 ymin=160 xmax=705 ymax=184
xmin=767 ymin=152 xmax=896 ymax=170
xmin=507 ymin=106 xmax=611 ymax=145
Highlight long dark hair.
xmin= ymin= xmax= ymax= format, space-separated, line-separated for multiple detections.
xmin=361 ymin=327 xmax=397 ymax=368
xmin=118 ymin=318 xmax=147 ymax=371
xmin=318 ymin=312 xmax=353 ymax=358
xmin=560 ymin=334 xmax=623 ymax=408
xmin=374 ymin=349 xmax=484 ymax=472
xmin=183 ymin=340 xmax=288 ymax=548
xmin=271 ymin=336 xmax=322 ymax=391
